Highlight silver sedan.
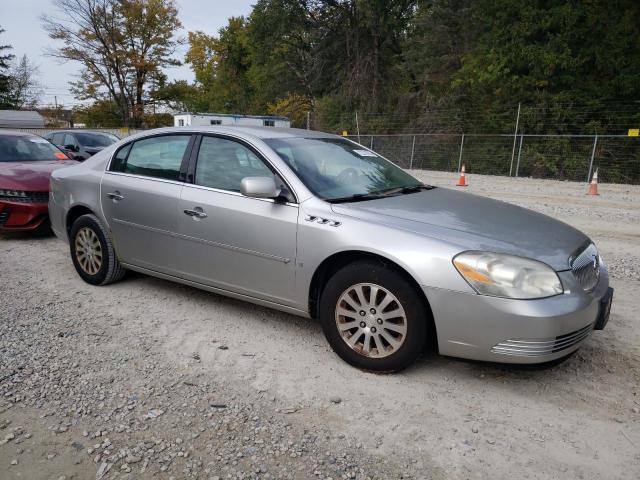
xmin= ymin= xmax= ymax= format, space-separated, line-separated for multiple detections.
xmin=49 ymin=127 xmax=613 ymax=371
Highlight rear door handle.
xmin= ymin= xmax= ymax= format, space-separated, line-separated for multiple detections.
xmin=183 ymin=208 xmax=207 ymax=219
xmin=106 ymin=191 xmax=124 ymax=201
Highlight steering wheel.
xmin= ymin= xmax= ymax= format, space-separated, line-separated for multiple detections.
xmin=336 ymin=167 xmax=359 ymax=184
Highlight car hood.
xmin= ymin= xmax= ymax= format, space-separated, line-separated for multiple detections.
xmin=0 ymin=161 xmax=77 ymax=191
xmin=331 ymin=187 xmax=589 ymax=271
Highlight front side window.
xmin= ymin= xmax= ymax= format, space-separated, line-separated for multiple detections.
xmin=265 ymin=137 xmax=421 ymax=201
xmin=194 ymin=136 xmax=274 ymax=192
xmin=110 ymin=135 xmax=190 ymax=181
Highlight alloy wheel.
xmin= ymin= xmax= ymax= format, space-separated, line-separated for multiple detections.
xmin=335 ymin=283 xmax=407 ymax=358
xmin=75 ymin=227 xmax=103 ymax=275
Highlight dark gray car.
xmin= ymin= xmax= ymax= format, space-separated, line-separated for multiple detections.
xmin=45 ymin=130 xmax=119 ymax=161
xmin=48 ymin=126 xmax=613 ymax=372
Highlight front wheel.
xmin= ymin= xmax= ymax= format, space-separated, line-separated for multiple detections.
xmin=69 ymin=213 xmax=126 ymax=285
xmin=319 ymin=260 xmax=430 ymax=372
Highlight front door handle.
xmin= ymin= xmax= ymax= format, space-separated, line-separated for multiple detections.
xmin=183 ymin=208 xmax=207 ymax=219
xmin=106 ymin=191 xmax=124 ymax=201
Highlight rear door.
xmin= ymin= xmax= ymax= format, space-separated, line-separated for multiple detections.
xmin=100 ymin=134 xmax=195 ymax=275
xmin=175 ymin=134 xmax=299 ymax=306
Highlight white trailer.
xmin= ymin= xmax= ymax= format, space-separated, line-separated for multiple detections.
xmin=174 ymin=113 xmax=290 ymax=128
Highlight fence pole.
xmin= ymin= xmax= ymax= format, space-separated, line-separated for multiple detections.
xmin=370 ymin=136 xmax=374 ymax=149
xmin=509 ymin=102 xmax=521 ymax=176
xmin=515 ymin=134 xmax=524 ymax=177
xmin=410 ymin=135 xmax=416 ymax=170
xmin=306 ymin=111 xmax=310 ymax=130
xmin=457 ymin=133 xmax=465 ymax=172
xmin=355 ymin=111 xmax=361 ymax=144
xmin=587 ymin=134 xmax=598 ymax=182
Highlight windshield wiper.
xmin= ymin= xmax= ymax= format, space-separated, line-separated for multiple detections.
xmin=327 ymin=192 xmax=387 ymax=204
xmin=377 ymin=184 xmax=435 ymax=196
xmin=327 ymin=184 xmax=435 ymax=204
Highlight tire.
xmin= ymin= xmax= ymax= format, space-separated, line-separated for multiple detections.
xmin=319 ymin=259 xmax=430 ymax=372
xmin=69 ymin=213 xmax=126 ymax=285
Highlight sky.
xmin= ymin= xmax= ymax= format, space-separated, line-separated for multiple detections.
xmin=0 ymin=0 xmax=256 ymax=109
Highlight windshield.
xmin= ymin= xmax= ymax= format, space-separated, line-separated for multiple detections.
xmin=0 ymin=135 xmax=68 ymax=162
xmin=75 ymin=132 xmax=119 ymax=147
xmin=265 ymin=137 xmax=422 ymax=201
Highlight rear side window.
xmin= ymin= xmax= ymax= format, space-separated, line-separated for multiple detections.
xmin=52 ymin=133 xmax=65 ymax=145
xmin=63 ymin=134 xmax=77 ymax=148
xmin=109 ymin=135 xmax=190 ymax=181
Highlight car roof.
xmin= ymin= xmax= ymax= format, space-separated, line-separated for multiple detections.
xmin=0 ymin=130 xmax=41 ymax=138
xmin=45 ymin=130 xmax=117 ymax=135
xmin=143 ymin=126 xmax=340 ymax=140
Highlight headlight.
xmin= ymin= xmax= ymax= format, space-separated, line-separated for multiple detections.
xmin=453 ymin=251 xmax=563 ymax=299
xmin=0 ymin=189 xmax=27 ymax=198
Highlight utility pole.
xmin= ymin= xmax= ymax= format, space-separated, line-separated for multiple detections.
xmin=509 ymin=102 xmax=521 ymax=176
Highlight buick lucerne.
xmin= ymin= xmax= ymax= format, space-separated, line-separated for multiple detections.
xmin=48 ymin=127 xmax=613 ymax=371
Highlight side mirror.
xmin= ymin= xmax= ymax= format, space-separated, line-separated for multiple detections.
xmin=240 ymin=176 xmax=280 ymax=199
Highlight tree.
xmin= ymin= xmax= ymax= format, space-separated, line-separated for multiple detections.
xmin=7 ymin=55 xmax=43 ymax=109
xmin=73 ymin=100 xmax=124 ymax=127
xmin=43 ymin=0 xmax=182 ymax=127
xmin=0 ymin=25 xmax=15 ymax=109
xmin=184 ymin=20 xmax=254 ymax=113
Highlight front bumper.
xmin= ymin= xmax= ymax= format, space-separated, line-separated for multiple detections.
xmin=424 ymin=267 xmax=610 ymax=364
xmin=0 ymin=201 xmax=49 ymax=232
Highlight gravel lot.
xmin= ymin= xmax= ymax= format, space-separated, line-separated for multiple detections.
xmin=1 ymin=171 xmax=639 ymax=480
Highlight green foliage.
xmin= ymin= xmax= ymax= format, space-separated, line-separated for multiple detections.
xmin=73 ymin=101 xmax=123 ymax=127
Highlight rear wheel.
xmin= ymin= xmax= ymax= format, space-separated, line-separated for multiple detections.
xmin=69 ymin=214 xmax=126 ymax=285
xmin=319 ymin=260 xmax=429 ymax=372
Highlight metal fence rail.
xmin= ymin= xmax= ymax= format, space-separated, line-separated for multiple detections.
xmin=349 ymin=134 xmax=640 ymax=184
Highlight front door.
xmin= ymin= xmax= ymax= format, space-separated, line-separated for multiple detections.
xmin=175 ymin=135 xmax=299 ymax=306
xmin=100 ymin=134 xmax=193 ymax=274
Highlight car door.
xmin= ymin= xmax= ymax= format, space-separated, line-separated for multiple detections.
xmin=101 ymin=133 xmax=195 ymax=275
xmin=176 ymin=134 xmax=299 ymax=306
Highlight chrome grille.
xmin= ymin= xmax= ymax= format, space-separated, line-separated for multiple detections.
xmin=491 ymin=324 xmax=594 ymax=357
xmin=571 ymin=243 xmax=600 ymax=292
xmin=0 ymin=191 xmax=49 ymax=203
xmin=0 ymin=209 xmax=8 ymax=226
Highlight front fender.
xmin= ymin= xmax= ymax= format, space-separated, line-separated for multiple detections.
xmin=295 ymin=199 xmax=475 ymax=310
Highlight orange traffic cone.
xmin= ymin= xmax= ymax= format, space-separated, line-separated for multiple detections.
xmin=456 ymin=165 xmax=468 ymax=187
xmin=587 ymin=169 xmax=599 ymax=196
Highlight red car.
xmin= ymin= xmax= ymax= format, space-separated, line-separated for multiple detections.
xmin=0 ymin=131 xmax=78 ymax=233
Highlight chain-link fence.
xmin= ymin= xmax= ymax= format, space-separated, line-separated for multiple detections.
xmin=348 ymin=133 xmax=640 ymax=183
xmin=5 ymin=126 xmax=640 ymax=184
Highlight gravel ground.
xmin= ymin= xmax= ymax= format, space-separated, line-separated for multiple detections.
xmin=1 ymin=171 xmax=639 ymax=480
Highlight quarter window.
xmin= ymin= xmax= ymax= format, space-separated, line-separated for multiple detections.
xmin=109 ymin=135 xmax=190 ymax=181
xmin=194 ymin=136 xmax=274 ymax=192
xmin=210 ymin=119 xmax=222 ymax=125
xmin=263 ymin=119 xmax=275 ymax=127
